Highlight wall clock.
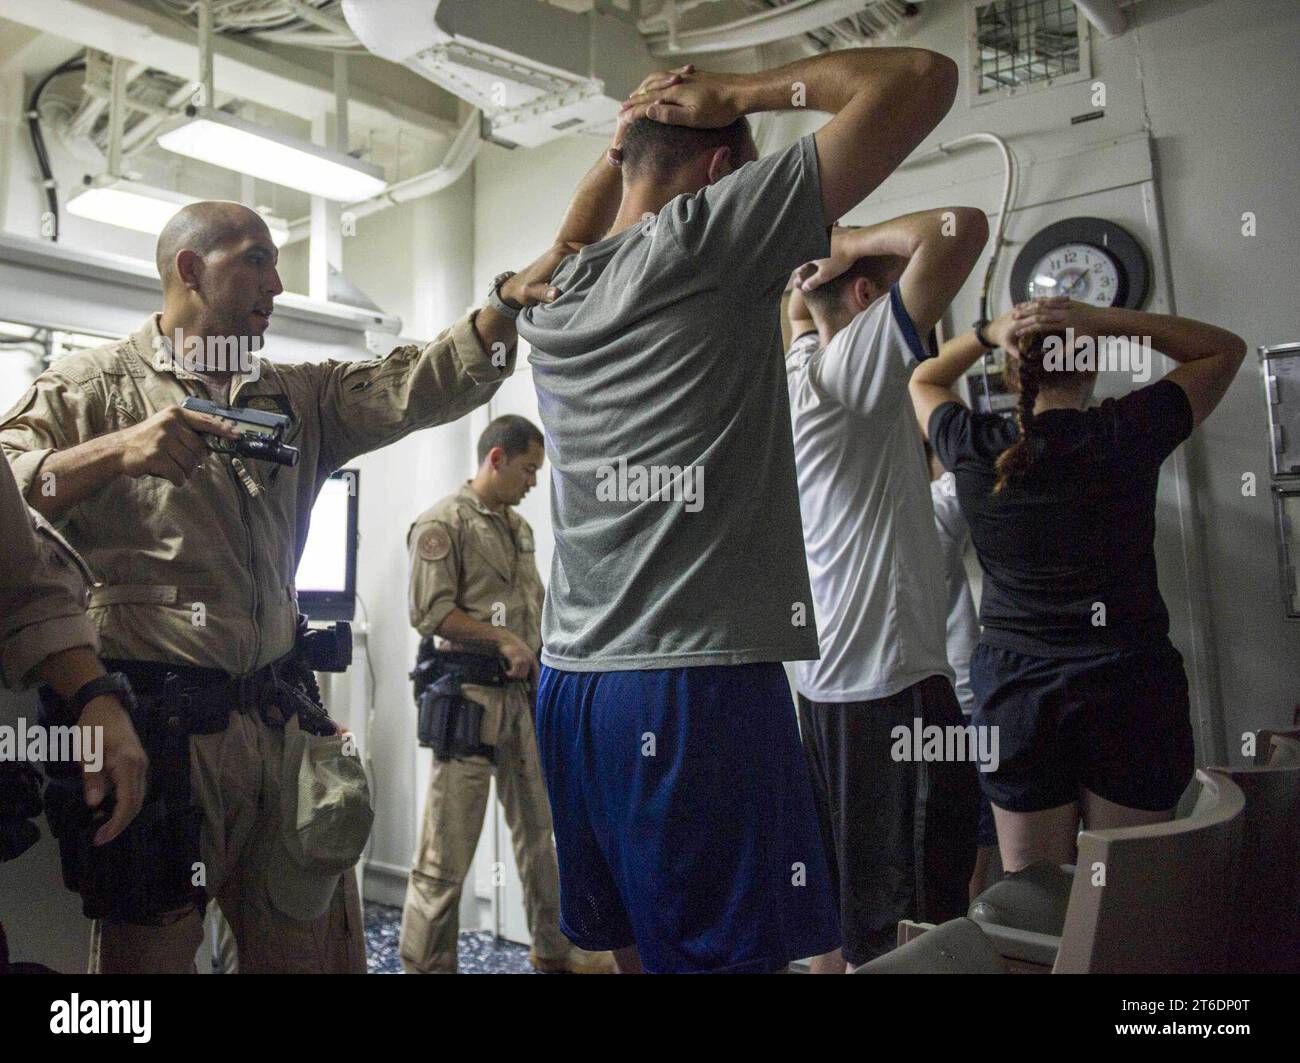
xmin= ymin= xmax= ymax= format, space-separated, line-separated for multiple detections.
xmin=1009 ymin=216 xmax=1150 ymax=309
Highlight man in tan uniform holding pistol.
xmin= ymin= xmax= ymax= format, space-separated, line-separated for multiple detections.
xmin=0 ymin=200 xmax=570 ymax=973
xmin=401 ymin=415 xmax=612 ymax=974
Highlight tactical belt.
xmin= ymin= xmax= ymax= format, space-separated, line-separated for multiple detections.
xmin=103 ymin=658 xmax=289 ymax=729
xmin=41 ymin=650 xmax=334 ymax=923
xmin=103 ymin=658 xmax=273 ymax=734
xmin=428 ymin=649 xmax=508 ymax=687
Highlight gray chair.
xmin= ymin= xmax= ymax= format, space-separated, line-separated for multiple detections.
xmin=854 ymin=918 xmax=1007 ymax=975
xmin=859 ymin=770 xmax=1246 ymax=974
xmin=1266 ymin=734 xmax=1300 ymax=766
xmin=1254 ymin=727 xmax=1300 ymax=766
xmin=1201 ymin=763 xmax=1300 ymax=971
xmin=972 ymin=759 xmax=1300 ymax=973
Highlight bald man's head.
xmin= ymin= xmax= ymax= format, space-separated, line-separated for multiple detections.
xmin=156 ymin=201 xmax=269 ymax=290
xmin=155 ymin=200 xmax=283 ymax=348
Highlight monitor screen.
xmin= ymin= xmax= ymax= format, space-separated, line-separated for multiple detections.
xmin=297 ymin=469 xmax=359 ymax=621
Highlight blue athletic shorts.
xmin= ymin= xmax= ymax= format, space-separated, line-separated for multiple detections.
xmin=535 ymin=661 xmax=841 ymax=973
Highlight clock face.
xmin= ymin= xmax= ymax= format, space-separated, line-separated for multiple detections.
xmin=1011 ymin=218 xmax=1148 ymax=312
xmin=1026 ymin=242 xmax=1122 ymax=306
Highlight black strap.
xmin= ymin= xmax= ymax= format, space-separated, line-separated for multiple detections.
xmin=65 ymin=672 xmax=134 ymax=718
xmin=104 ymin=658 xmax=275 ymax=732
xmin=425 ymin=649 xmax=507 ymax=687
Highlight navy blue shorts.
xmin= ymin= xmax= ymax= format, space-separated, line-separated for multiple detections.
xmin=970 ymin=638 xmax=1195 ymax=814
xmin=976 ymin=789 xmax=998 ymax=849
xmin=960 ymin=713 xmax=998 ymax=849
xmin=535 ymin=661 xmax=840 ymax=973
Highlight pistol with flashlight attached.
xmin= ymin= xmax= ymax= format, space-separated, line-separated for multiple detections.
xmin=181 ymin=396 xmax=299 ymax=468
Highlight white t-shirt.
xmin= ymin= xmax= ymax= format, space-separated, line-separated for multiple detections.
xmin=786 ymin=285 xmax=952 ymax=702
xmin=930 ymin=471 xmax=979 ymax=714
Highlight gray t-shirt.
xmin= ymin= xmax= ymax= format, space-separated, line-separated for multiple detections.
xmin=518 ymin=134 xmax=828 ymax=671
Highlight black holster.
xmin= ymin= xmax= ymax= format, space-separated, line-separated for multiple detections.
xmin=273 ymin=616 xmax=348 ymax=737
xmin=39 ymin=679 xmax=210 ymax=924
xmin=0 ymin=762 xmax=43 ymax=864
xmin=411 ymin=638 xmax=503 ymax=762
xmin=38 ymin=625 xmax=342 ymax=924
xmin=417 ymin=675 xmax=495 ymax=762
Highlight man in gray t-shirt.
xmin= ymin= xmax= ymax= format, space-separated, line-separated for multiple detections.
xmin=521 ymin=133 xmax=824 ymax=670
xmin=514 ymin=48 xmax=960 ymax=974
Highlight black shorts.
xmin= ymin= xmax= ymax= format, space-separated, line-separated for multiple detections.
xmin=797 ymin=675 xmax=979 ymax=966
xmin=970 ymin=638 xmax=1195 ymax=814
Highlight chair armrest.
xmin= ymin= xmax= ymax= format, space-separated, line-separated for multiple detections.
xmin=975 ymin=921 xmax=1062 ymax=970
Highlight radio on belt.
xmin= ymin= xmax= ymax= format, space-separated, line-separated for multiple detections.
xmin=181 ymin=396 xmax=300 ymax=467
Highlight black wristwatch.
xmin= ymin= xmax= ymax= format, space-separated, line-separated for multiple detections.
xmin=972 ymin=319 xmax=994 ymax=350
xmin=65 ymin=672 xmax=137 ymax=722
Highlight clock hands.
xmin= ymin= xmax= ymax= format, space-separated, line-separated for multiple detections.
xmin=1064 ymin=270 xmax=1089 ymax=297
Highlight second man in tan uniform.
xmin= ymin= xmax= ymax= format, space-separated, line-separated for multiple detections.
xmin=400 ymin=415 xmax=611 ymax=974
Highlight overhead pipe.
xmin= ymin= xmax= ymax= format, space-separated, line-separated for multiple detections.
xmin=0 ymin=0 xmax=451 ymax=141
xmin=284 ymin=109 xmax=482 ymax=244
xmin=640 ymin=0 xmax=770 ymax=33
xmin=281 ymin=0 xmax=355 ymax=38
xmin=105 ymin=56 xmax=127 ymax=179
xmin=897 ymin=131 xmax=1018 ymax=323
xmin=197 ymin=0 xmax=214 ymax=108
xmin=645 ymin=0 xmax=917 ymax=56
xmin=1073 ymin=0 xmax=1128 ymax=38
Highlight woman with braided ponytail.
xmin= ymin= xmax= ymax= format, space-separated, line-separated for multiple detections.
xmin=992 ymin=331 xmax=1050 ymax=493
xmin=909 ymin=297 xmax=1245 ymax=871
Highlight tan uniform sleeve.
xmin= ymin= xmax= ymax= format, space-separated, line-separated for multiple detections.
xmin=315 ymin=310 xmax=516 ymax=471
xmin=0 ymin=373 xmax=101 ymax=504
xmin=408 ymin=518 xmax=461 ymax=638
xmin=0 ymin=453 xmax=97 ymax=688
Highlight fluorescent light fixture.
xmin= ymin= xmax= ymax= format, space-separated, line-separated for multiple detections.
xmin=157 ymin=107 xmax=387 ymax=202
xmin=67 ymin=176 xmax=291 ymax=248
xmin=66 ymin=178 xmax=199 ymax=235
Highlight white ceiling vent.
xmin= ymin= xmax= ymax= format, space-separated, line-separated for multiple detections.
xmin=341 ymin=0 xmax=655 ymax=148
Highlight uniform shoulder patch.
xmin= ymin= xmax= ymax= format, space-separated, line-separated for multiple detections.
xmin=417 ymin=523 xmax=452 ymax=562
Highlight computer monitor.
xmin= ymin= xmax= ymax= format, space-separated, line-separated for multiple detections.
xmin=296 ymin=469 xmax=359 ymax=622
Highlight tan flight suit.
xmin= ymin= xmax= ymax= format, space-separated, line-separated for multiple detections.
xmin=0 ymin=452 xmax=97 ymax=689
xmin=0 ymin=446 xmax=98 ymax=973
xmin=0 ymin=312 xmax=513 ymax=973
xmin=399 ymin=482 xmax=570 ymax=973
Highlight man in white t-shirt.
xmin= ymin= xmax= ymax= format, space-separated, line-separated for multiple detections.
xmin=785 ymin=209 xmax=987 ymax=969
xmin=928 ymin=452 xmax=980 ymax=715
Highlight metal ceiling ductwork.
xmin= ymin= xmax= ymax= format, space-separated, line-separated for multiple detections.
xmin=342 ymin=0 xmax=655 ymax=148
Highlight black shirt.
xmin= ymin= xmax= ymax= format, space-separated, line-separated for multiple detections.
xmin=929 ymin=380 xmax=1195 ymax=658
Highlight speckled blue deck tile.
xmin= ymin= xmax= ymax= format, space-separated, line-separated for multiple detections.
xmin=364 ymin=901 xmax=539 ymax=974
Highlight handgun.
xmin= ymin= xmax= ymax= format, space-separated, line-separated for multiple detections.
xmin=181 ymin=396 xmax=299 ymax=467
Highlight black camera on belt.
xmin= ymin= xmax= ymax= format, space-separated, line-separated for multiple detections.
xmin=297 ymin=620 xmax=352 ymax=673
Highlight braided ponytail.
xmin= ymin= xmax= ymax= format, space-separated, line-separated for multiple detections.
xmin=993 ymin=334 xmax=1047 ymax=494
